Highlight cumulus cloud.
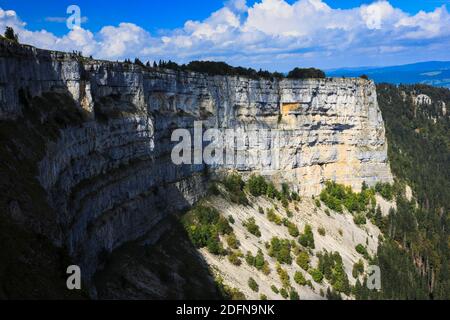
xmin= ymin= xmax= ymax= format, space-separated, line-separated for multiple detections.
xmin=1 ymin=1 xmax=449 ymax=69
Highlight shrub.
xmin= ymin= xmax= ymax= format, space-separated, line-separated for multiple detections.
xmin=320 ymin=180 xmax=374 ymax=214
xmin=318 ymin=227 xmax=326 ymax=236
xmin=247 ymin=175 xmax=268 ymax=197
xmin=286 ymin=209 xmax=293 ymax=218
xmin=245 ymin=251 xmax=255 ymax=266
xmin=294 ymin=271 xmax=307 ymax=286
xmin=267 ymin=208 xmax=282 ymax=225
xmin=276 ymin=264 xmax=290 ymax=288
xmin=280 ymin=288 xmax=289 ymax=299
xmin=291 ymin=192 xmax=301 ymax=201
xmin=298 ymin=224 xmax=315 ymax=249
xmin=317 ymin=251 xmax=350 ymax=294
xmin=355 ymin=244 xmax=368 ymax=256
xmin=266 ymin=183 xmax=280 ymax=199
xmin=215 ymin=276 xmax=247 ymax=300
xmin=260 ymin=294 xmax=268 ymax=300
xmin=309 ymin=268 xmax=324 ymax=283
xmin=228 ymin=215 xmax=235 ymax=224
xmin=271 ymin=285 xmax=279 ymax=294
xmin=353 ymin=213 xmax=367 ymax=225
xmin=226 ymin=233 xmax=240 ymax=249
xmin=228 ymin=251 xmax=242 ymax=266
xmin=315 ymin=199 xmax=322 ymax=208
xmin=254 ymin=249 xmax=266 ymax=270
xmin=289 ymin=289 xmax=300 ymax=300
xmin=207 ymin=236 xmax=226 ymax=255
xmin=269 ymin=237 xmax=292 ymax=264
xmin=352 ymin=259 xmax=365 ymax=278
xmin=375 ymin=182 xmax=394 ymax=201
xmin=243 ymin=217 xmax=261 ymax=237
xmin=281 ymin=196 xmax=289 ymax=209
xmin=286 ymin=222 xmax=300 ymax=237
xmin=217 ymin=216 xmax=233 ymax=235
xmin=248 ymin=277 xmax=259 ymax=292
xmin=296 ymin=251 xmax=310 ymax=270
xmin=258 ymin=206 xmax=264 ymax=214
xmin=223 ymin=173 xmax=248 ymax=205
xmin=183 ymin=205 xmax=230 ymax=256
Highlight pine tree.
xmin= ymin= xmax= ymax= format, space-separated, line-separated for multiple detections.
xmin=4 ymin=26 xmax=19 ymax=43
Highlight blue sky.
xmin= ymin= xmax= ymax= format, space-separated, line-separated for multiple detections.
xmin=1 ymin=0 xmax=449 ymax=70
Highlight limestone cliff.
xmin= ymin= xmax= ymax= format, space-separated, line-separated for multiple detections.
xmin=0 ymin=40 xmax=392 ymax=293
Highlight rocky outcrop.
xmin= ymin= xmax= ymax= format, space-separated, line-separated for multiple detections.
xmin=0 ymin=40 xmax=392 ymax=290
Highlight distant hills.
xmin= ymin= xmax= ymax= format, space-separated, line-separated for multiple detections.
xmin=326 ymin=61 xmax=450 ymax=88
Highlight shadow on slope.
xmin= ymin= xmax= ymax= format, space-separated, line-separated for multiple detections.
xmin=94 ymin=215 xmax=223 ymax=300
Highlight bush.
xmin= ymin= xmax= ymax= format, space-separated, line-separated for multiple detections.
xmin=228 ymin=251 xmax=242 ymax=266
xmin=375 ymin=182 xmax=394 ymax=201
xmin=267 ymin=208 xmax=282 ymax=225
xmin=243 ymin=217 xmax=261 ymax=237
xmin=286 ymin=221 xmax=300 ymax=237
xmin=182 ymin=205 xmax=230 ymax=256
xmin=248 ymin=277 xmax=259 ymax=292
xmin=298 ymin=225 xmax=315 ymax=249
xmin=223 ymin=173 xmax=249 ymax=205
xmin=276 ymin=264 xmax=291 ymax=288
xmin=291 ymin=192 xmax=301 ymax=201
xmin=260 ymin=294 xmax=268 ymax=300
xmin=245 ymin=251 xmax=255 ymax=266
xmin=289 ymin=289 xmax=300 ymax=300
xmin=215 ymin=276 xmax=246 ymax=300
xmin=315 ymin=199 xmax=322 ymax=208
xmin=271 ymin=285 xmax=279 ymax=294
xmin=318 ymin=227 xmax=326 ymax=236
xmin=281 ymin=196 xmax=289 ymax=209
xmin=317 ymin=251 xmax=350 ymax=294
xmin=226 ymin=233 xmax=240 ymax=249
xmin=320 ymin=181 xmax=375 ymax=214
xmin=247 ymin=175 xmax=268 ymax=197
xmin=207 ymin=236 xmax=226 ymax=255
xmin=258 ymin=206 xmax=264 ymax=214
xmin=254 ymin=249 xmax=266 ymax=270
xmin=296 ymin=251 xmax=310 ymax=270
xmin=280 ymin=288 xmax=289 ymax=299
xmin=269 ymin=238 xmax=292 ymax=265
xmin=309 ymin=268 xmax=324 ymax=283
xmin=294 ymin=271 xmax=307 ymax=286
xmin=353 ymin=213 xmax=367 ymax=225
xmin=355 ymin=244 xmax=369 ymax=258
xmin=266 ymin=183 xmax=280 ymax=199
xmin=352 ymin=259 xmax=365 ymax=278
xmin=286 ymin=209 xmax=293 ymax=218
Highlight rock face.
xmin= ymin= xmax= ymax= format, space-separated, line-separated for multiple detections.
xmin=0 ymin=40 xmax=392 ymax=288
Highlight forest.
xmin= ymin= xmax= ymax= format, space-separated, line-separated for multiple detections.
xmin=360 ymin=84 xmax=450 ymax=300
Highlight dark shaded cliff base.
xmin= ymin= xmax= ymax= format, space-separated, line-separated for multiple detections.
xmin=94 ymin=216 xmax=222 ymax=300
xmin=0 ymin=217 xmax=88 ymax=299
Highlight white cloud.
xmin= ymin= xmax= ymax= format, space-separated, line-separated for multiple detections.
xmin=45 ymin=16 xmax=88 ymax=23
xmin=1 ymin=1 xmax=449 ymax=69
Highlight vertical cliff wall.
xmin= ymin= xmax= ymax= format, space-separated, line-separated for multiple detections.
xmin=0 ymin=40 xmax=392 ymax=284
